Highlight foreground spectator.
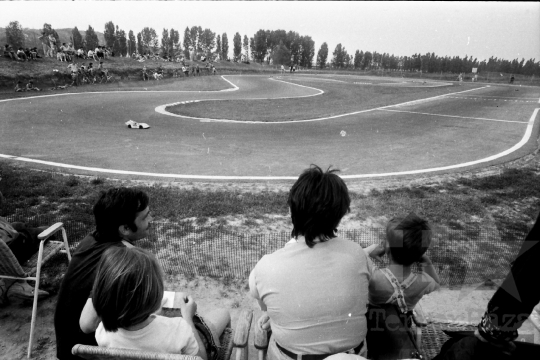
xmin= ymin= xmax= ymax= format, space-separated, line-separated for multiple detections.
xmin=54 ymin=188 xmax=153 ymax=360
xmin=0 ymin=218 xmax=50 ymax=303
xmin=365 ymin=213 xmax=440 ymax=360
xmin=80 ymin=247 xmax=231 ymax=360
xmin=249 ymin=165 xmax=371 ymax=359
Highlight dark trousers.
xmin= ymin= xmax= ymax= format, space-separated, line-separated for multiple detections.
xmin=7 ymin=223 xmax=47 ymax=264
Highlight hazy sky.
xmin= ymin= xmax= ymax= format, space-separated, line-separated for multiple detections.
xmin=1 ymin=1 xmax=539 ymax=62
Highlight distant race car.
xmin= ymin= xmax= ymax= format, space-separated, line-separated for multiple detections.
xmin=125 ymin=120 xmax=150 ymax=129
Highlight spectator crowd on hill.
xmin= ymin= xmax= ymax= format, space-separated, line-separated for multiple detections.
xmin=3 ymin=37 xmax=220 ymax=92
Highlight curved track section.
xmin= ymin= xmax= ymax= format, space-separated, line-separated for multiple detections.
xmin=0 ymin=75 xmax=539 ymax=180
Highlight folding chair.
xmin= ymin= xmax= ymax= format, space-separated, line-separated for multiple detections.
xmin=0 ymin=222 xmax=72 ymax=358
xmin=72 ymin=309 xmax=254 ymax=360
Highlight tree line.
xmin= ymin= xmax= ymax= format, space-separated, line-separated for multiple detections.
xmin=320 ymin=42 xmax=540 ymax=76
xmin=5 ymin=20 xmax=539 ymax=76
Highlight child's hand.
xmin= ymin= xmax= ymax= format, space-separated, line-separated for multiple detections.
xmin=180 ymin=295 xmax=197 ymax=319
xmin=367 ymin=243 xmax=386 ymax=261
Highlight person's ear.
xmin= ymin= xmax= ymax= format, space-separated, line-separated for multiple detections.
xmin=118 ymin=224 xmax=131 ymax=237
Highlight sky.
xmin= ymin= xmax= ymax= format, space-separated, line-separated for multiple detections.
xmin=1 ymin=1 xmax=539 ymax=62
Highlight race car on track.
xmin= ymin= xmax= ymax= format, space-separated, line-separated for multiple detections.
xmin=125 ymin=120 xmax=150 ymax=129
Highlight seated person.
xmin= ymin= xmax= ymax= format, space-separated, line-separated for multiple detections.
xmin=54 ymin=188 xmax=153 ymax=360
xmin=3 ymin=44 xmax=12 ymax=59
xmin=77 ymin=48 xmax=86 ymax=59
xmin=14 ymin=81 xmax=25 ymax=92
xmin=365 ymin=213 xmax=440 ymax=359
xmin=88 ymin=49 xmax=96 ymax=61
xmin=80 ymin=247 xmax=230 ymax=360
xmin=17 ymin=47 xmax=28 ymax=61
xmin=26 ymin=79 xmax=41 ymax=91
xmin=250 ymin=165 xmax=372 ymax=359
xmin=0 ymin=217 xmax=50 ymax=303
xmin=57 ymin=49 xmax=66 ymax=62
xmin=29 ymin=47 xmax=38 ymax=59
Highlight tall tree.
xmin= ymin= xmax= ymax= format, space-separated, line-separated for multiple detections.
xmin=161 ymin=28 xmax=170 ymax=57
xmin=243 ymin=35 xmax=249 ymax=62
xmin=117 ymin=28 xmax=127 ymax=56
xmin=5 ymin=21 xmax=25 ymax=49
xmin=72 ymin=27 xmax=83 ymax=50
xmin=104 ymin=21 xmax=116 ymax=48
xmin=251 ymin=30 xmax=267 ymax=63
xmin=200 ymin=28 xmax=216 ymax=57
xmin=233 ymin=32 xmax=242 ymax=61
xmin=221 ymin=32 xmax=229 ymax=60
xmin=136 ymin=32 xmax=143 ymax=54
xmin=189 ymin=26 xmax=199 ymax=55
xmin=331 ymin=43 xmax=348 ymax=68
xmin=316 ymin=42 xmax=328 ymax=69
xmin=113 ymin=25 xmax=121 ymax=55
xmin=216 ymin=35 xmax=222 ymax=60
xmin=169 ymin=28 xmax=180 ymax=58
xmin=271 ymin=41 xmax=291 ymax=66
xmin=128 ymin=30 xmax=136 ymax=55
xmin=354 ymin=50 xmax=362 ymax=69
xmin=183 ymin=27 xmax=191 ymax=59
xmin=85 ymin=25 xmax=99 ymax=51
xmin=141 ymin=27 xmax=157 ymax=54
xmin=299 ymin=35 xmax=315 ymax=68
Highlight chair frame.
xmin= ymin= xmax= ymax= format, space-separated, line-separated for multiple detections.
xmin=0 ymin=222 xmax=71 ymax=358
xmin=72 ymin=309 xmax=254 ymax=360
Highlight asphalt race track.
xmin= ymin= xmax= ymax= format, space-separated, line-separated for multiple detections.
xmin=1 ymin=74 xmax=539 ymax=180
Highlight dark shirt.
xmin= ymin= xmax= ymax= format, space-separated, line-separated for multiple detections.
xmin=54 ymin=231 xmax=128 ymax=359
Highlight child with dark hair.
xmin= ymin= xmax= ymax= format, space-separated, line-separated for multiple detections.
xmin=365 ymin=212 xmax=440 ymax=360
xmin=368 ymin=212 xmax=440 ymax=310
xmin=80 ymin=247 xmax=230 ymax=359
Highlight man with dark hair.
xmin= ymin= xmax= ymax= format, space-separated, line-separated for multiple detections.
xmin=249 ymin=165 xmax=373 ymax=359
xmin=54 ymin=187 xmax=152 ymax=360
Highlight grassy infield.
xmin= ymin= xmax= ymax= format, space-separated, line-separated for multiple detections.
xmin=1 ymin=56 xmax=540 ymax=291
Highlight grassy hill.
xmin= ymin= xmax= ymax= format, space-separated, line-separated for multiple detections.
xmin=0 ymin=27 xmax=105 ymax=49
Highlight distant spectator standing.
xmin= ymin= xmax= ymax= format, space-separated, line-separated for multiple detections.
xmin=182 ymin=65 xmax=189 ymax=77
xmin=67 ymin=61 xmax=79 ymax=86
xmin=510 ymin=75 xmax=515 ymax=84
xmin=142 ymin=65 xmax=149 ymax=81
xmin=38 ymin=33 xmax=52 ymax=57
xmin=48 ymin=34 xmax=57 ymax=57
xmin=196 ymin=65 xmax=200 ymax=76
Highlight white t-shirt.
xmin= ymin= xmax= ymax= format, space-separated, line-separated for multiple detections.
xmin=249 ymin=236 xmax=372 ymax=355
xmin=95 ymin=315 xmax=199 ymax=355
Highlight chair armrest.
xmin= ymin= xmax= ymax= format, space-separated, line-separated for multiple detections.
xmin=38 ymin=222 xmax=64 ymax=240
xmin=233 ymin=310 xmax=253 ymax=348
xmin=412 ymin=304 xmax=428 ymax=327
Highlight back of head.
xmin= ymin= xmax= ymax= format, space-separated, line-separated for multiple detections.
xmin=288 ymin=165 xmax=350 ymax=248
xmin=386 ymin=212 xmax=432 ymax=266
xmin=93 ymin=187 xmax=149 ymax=242
xmin=92 ymin=247 xmax=163 ymax=332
